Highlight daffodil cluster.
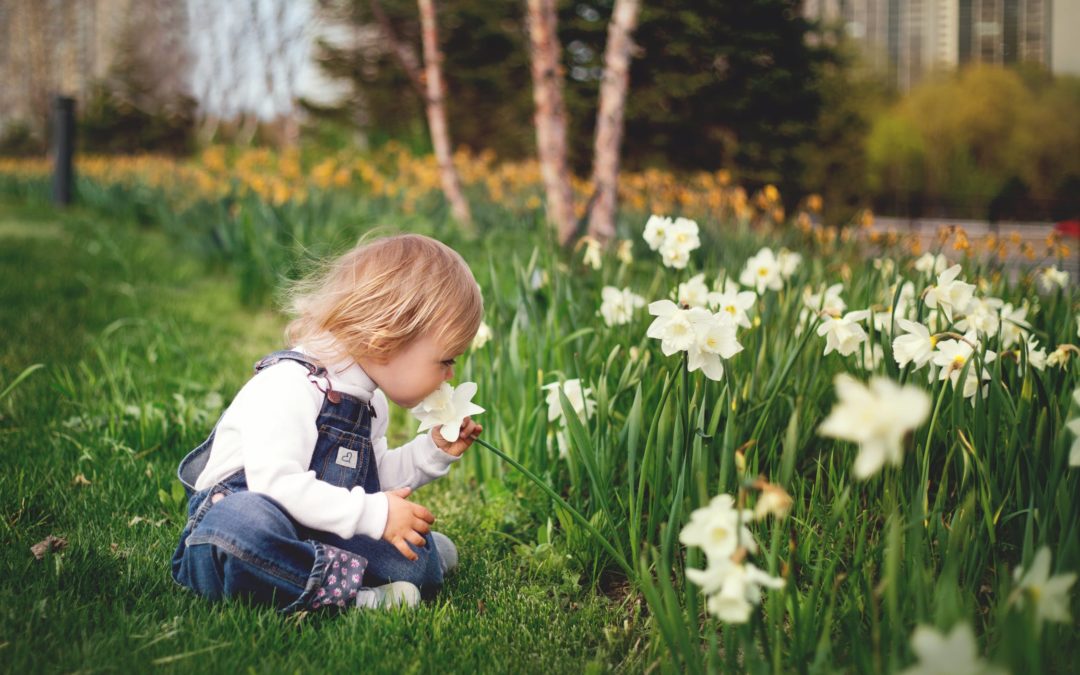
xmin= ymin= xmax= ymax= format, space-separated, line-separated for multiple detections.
xmin=679 ymin=494 xmax=785 ymax=623
xmin=646 ymin=300 xmax=743 ymax=381
xmin=643 ymin=215 xmax=701 ymax=269
xmin=738 ymin=246 xmax=800 ymax=293
xmin=599 ymin=286 xmax=646 ymax=327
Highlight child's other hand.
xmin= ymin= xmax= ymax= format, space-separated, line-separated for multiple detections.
xmin=383 ymin=487 xmax=435 ymax=561
xmin=432 ymin=416 xmax=483 ymax=458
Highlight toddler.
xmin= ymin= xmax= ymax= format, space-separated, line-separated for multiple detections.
xmin=171 ymin=234 xmax=484 ymax=612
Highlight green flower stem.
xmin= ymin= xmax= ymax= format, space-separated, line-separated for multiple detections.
xmin=473 ymin=436 xmax=637 ymax=580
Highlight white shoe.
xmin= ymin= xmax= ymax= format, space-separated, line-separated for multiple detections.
xmin=355 ymin=581 xmax=421 ymax=609
xmin=431 ymin=531 xmax=458 ymax=575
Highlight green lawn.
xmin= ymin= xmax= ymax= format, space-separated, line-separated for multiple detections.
xmin=0 ymin=201 xmax=644 ymax=673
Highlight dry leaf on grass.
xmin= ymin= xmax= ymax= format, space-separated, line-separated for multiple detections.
xmin=30 ymin=535 xmax=68 ymax=560
xmin=72 ymin=473 xmax=91 ymax=486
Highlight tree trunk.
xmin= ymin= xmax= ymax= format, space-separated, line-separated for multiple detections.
xmin=417 ymin=0 xmax=473 ymax=228
xmin=369 ymin=0 xmax=425 ymax=98
xmin=526 ymin=0 xmax=576 ymax=246
xmin=587 ymin=0 xmax=640 ymax=243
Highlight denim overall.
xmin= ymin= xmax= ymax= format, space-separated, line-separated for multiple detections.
xmin=170 ymin=350 xmax=444 ymax=612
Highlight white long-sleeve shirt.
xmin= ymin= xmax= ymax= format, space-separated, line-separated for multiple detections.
xmin=193 ymin=346 xmax=461 ymax=540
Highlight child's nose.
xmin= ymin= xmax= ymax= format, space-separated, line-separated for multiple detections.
xmin=444 ymin=366 xmax=454 ymax=381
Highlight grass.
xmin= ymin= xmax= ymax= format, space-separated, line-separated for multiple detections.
xmin=2 ymin=163 xmax=1078 ymax=673
xmin=0 ymin=200 xmax=646 ymax=673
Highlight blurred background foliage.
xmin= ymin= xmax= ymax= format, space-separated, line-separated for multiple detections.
xmin=1 ymin=0 xmax=1078 ymax=224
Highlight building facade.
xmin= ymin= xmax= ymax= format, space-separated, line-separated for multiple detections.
xmin=804 ymin=0 xmax=1077 ymax=90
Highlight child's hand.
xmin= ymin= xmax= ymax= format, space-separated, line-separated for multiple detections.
xmin=432 ymin=416 xmax=483 ymax=457
xmin=383 ymin=487 xmax=435 ymax=561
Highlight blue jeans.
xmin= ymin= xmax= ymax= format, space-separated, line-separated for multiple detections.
xmin=171 ymin=479 xmax=445 ymax=612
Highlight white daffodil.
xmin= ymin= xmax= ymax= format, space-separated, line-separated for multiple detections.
xmin=1011 ymin=546 xmax=1077 ymax=625
xmin=714 ymin=275 xmax=742 ymax=296
xmin=1046 ymin=346 xmax=1072 ymax=369
xmin=1038 ymin=266 xmax=1069 ymax=292
xmin=924 ymin=265 xmax=976 ymax=321
xmin=874 ymin=281 xmax=916 ymax=334
xmin=542 ymin=378 xmax=596 ymax=426
xmin=643 ymin=214 xmax=672 ymax=251
xmin=931 ymin=333 xmax=996 ymax=400
xmin=616 ymin=239 xmax=634 ymax=265
xmin=652 ymin=217 xmax=701 ymax=269
xmin=899 ymin=623 xmax=1005 ymax=675
xmin=668 ymin=216 xmax=701 ymax=250
xmin=893 ymin=319 xmax=937 ymax=369
xmin=708 ymin=287 xmax=756 ymax=328
xmin=529 ymin=268 xmax=549 ymax=290
xmin=677 ymin=273 xmax=711 ymax=308
xmin=691 ymin=559 xmax=785 ymax=624
xmin=753 ymin=483 xmax=793 ymax=521
xmin=914 ymin=252 xmax=950 ymax=276
xmin=411 ymin=382 xmax=485 ymax=442
xmin=777 ymin=248 xmax=802 ymax=279
xmin=678 ymin=494 xmax=757 ymax=560
xmin=1000 ymin=302 xmax=1032 ymax=348
xmin=863 ymin=343 xmax=885 ymax=370
xmin=740 ymin=247 xmax=784 ymax=293
xmin=1076 ymin=315 xmax=1080 ymax=339
xmin=803 ymin=283 xmax=847 ymax=317
xmin=687 ymin=311 xmax=743 ymax=381
xmin=660 ymin=243 xmax=691 ymax=269
xmin=1024 ymin=336 xmax=1047 ymax=372
xmin=581 ymin=237 xmax=603 ymax=270
xmin=818 ymin=374 xmax=932 ymax=480
xmin=1067 ymin=389 xmax=1080 ymax=467
xmin=955 ymin=296 xmax=1003 ymax=336
xmin=471 ymin=321 xmax=493 ymax=350
xmin=647 ymin=300 xmax=697 ymax=355
xmin=599 ymin=286 xmax=646 ymax=327
xmin=873 ymin=257 xmax=896 ymax=276
xmin=816 ymin=309 xmax=872 ymax=357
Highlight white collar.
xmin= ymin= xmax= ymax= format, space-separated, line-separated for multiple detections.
xmin=293 ymin=341 xmax=377 ymax=401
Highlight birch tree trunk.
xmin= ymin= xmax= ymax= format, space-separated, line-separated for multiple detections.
xmin=587 ymin=0 xmax=640 ymax=243
xmin=417 ymin=0 xmax=473 ymax=228
xmin=526 ymin=0 xmax=576 ymax=246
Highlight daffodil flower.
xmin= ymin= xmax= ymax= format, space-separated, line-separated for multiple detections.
xmin=1000 ymin=302 xmax=1032 ymax=348
xmin=599 ymin=286 xmax=646 ymax=327
xmin=898 ymin=623 xmax=1005 ymax=675
xmin=678 ymin=494 xmax=757 ymax=560
xmin=1066 ymin=388 xmax=1080 ymax=467
xmin=1038 ymin=266 xmax=1069 ymax=292
xmin=410 ymin=382 xmax=485 ymax=443
xmin=818 ymin=374 xmax=931 ymax=479
xmin=676 ymin=273 xmax=710 ymax=308
xmin=914 ymin=252 xmax=949 ymax=276
xmin=893 ymin=319 xmax=936 ymax=369
xmin=707 ymin=287 xmax=756 ymax=328
xmin=924 ymin=264 xmax=975 ymax=320
xmin=647 ymin=300 xmax=698 ymax=355
xmin=931 ymin=332 xmax=996 ymax=399
xmin=955 ymin=296 xmax=1003 ymax=336
xmin=1010 ymin=546 xmax=1077 ymax=625
xmin=542 ymin=379 xmax=596 ymax=426
xmin=471 ymin=321 xmax=493 ymax=350
xmin=739 ymin=247 xmax=784 ymax=293
xmin=816 ymin=309 xmax=872 ymax=357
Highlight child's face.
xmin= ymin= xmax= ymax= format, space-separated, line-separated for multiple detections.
xmin=360 ymin=334 xmax=460 ymax=409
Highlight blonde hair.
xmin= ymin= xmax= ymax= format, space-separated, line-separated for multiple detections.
xmin=285 ymin=234 xmax=483 ymax=364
